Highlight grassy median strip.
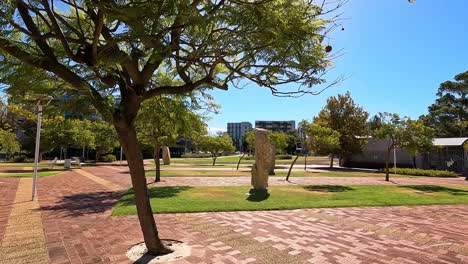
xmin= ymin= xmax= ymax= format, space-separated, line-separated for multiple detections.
xmin=0 ymin=170 xmax=65 ymax=177
xmin=144 ymin=170 xmax=414 ymax=178
xmin=112 ymin=184 xmax=468 ymax=215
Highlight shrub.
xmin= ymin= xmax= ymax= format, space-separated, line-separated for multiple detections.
xmin=99 ymin=154 xmax=116 ymax=162
xmin=181 ymin=153 xmax=213 ymax=158
xmin=9 ymin=155 xmax=34 ymax=163
xmin=276 ymin=154 xmax=293 ymax=160
xmin=380 ymin=168 xmax=457 ymax=178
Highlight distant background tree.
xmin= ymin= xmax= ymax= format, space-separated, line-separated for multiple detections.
xmin=401 ymin=119 xmax=435 ymax=168
xmin=303 ymin=121 xmax=341 ymax=167
xmin=89 ymin=121 xmax=119 ymax=162
xmin=73 ymin=120 xmax=95 ymax=160
xmin=314 ymin=92 xmax=369 ymax=167
xmin=197 ymin=134 xmax=235 ymax=166
xmin=0 ymin=0 xmax=343 ymax=254
xmin=245 ymin=130 xmax=256 ymax=155
xmin=371 ymin=112 xmax=405 ymax=181
xmin=0 ymin=129 xmax=20 ymax=159
xmin=423 ymin=71 xmax=467 ymax=137
xmin=137 ymin=95 xmax=207 ymax=182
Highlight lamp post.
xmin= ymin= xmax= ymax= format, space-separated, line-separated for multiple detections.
xmin=393 ymin=145 xmax=397 ymax=175
xmin=32 ymin=96 xmax=53 ymax=201
xmin=120 ymin=146 xmax=123 ymax=166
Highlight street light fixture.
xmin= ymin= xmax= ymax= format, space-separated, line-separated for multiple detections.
xmin=32 ymin=95 xmax=53 ymax=201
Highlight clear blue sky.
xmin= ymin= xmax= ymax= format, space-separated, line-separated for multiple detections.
xmin=206 ymin=0 xmax=468 ymax=133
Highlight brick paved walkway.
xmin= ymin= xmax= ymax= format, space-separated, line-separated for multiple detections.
xmin=1 ymin=167 xmax=467 ymax=263
xmin=0 ymin=178 xmax=49 ymax=264
xmin=84 ymin=166 xmax=467 ymax=189
xmin=0 ymin=178 xmax=19 ymax=243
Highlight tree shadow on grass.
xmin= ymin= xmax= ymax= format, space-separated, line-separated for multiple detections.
xmin=40 ymin=190 xmax=126 ymax=217
xmin=246 ymin=192 xmax=270 ymax=202
xmin=400 ymin=185 xmax=468 ymax=196
xmin=118 ymin=186 xmax=192 ymax=206
xmin=303 ymin=185 xmax=354 ymax=192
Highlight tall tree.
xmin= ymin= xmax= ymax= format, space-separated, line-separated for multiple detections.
xmin=0 ymin=1 xmax=342 ymax=255
xmin=314 ymin=92 xmax=369 ymax=167
xmin=425 ymin=71 xmax=468 ymax=137
xmin=137 ymin=95 xmax=207 ymax=182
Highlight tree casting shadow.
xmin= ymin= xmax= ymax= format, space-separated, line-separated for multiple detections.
xmin=303 ymin=185 xmax=354 ymax=192
xmin=400 ymin=185 xmax=468 ymax=196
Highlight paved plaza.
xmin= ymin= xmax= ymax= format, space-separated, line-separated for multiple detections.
xmin=0 ymin=166 xmax=467 ymax=263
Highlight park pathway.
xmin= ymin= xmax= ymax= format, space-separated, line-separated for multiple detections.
xmin=1 ymin=167 xmax=467 ymax=263
xmin=0 ymin=178 xmax=48 ymax=264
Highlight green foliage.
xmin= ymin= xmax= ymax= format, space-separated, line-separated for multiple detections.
xmin=89 ymin=121 xmax=119 ymax=159
xmin=9 ymin=155 xmax=33 ymax=163
xmin=244 ymin=130 xmax=290 ymax=154
xmin=99 ymin=154 xmax=117 ymax=162
xmin=196 ymin=134 xmax=236 ymax=158
xmin=303 ymin=121 xmax=341 ymax=157
xmin=0 ymin=0 xmax=341 ymax=122
xmin=276 ymin=154 xmax=293 ymax=160
xmin=401 ymin=119 xmax=435 ymax=157
xmin=0 ymin=129 xmax=20 ymax=155
xmin=314 ymin=92 xmax=369 ymax=158
xmin=180 ymin=153 xmax=213 ymax=158
xmin=245 ymin=130 xmax=256 ymax=153
xmin=269 ymin=132 xmax=290 ymax=154
xmin=424 ymin=71 xmax=468 ymax=137
xmin=371 ymin=112 xmax=405 ymax=150
xmin=380 ymin=168 xmax=457 ymax=178
xmin=137 ymin=95 xmax=207 ymax=151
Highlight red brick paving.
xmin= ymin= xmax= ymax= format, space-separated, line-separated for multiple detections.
xmin=1 ymin=166 xmax=467 ymax=263
xmin=84 ymin=166 xmax=468 ymax=188
xmin=0 ymin=177 xmax=19 ymax=241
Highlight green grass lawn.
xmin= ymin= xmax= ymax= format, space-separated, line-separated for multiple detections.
xmin=112 ymin=184 xmax=468 ymax=215
xmin=0 ymin=170 xmax=65 ymax=177
xmin=0 ymin=162 xmax=49 ymax=167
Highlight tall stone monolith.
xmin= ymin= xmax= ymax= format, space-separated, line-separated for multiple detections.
xmin=268 ymin=144 xmax=276 ymax=175
xmin=250 ymin=129 xmax=273 ymax=196
xmin=162 ymin=146 xmax=171 ymax=165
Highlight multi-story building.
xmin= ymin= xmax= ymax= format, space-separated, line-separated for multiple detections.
xmin=255 ymin=120 xmax=296 ymax=133
xmin=227 ymin=122 xmax=253 ymax=151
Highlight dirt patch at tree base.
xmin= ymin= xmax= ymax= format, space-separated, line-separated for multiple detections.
xmin=127 ymin=240 xmax=191 ymax=263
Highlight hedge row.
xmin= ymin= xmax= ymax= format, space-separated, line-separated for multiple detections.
xmin=181 ymin=153 xmax=213 ymax=158
xmin=381 ymin=168 xmax=458 ymax=178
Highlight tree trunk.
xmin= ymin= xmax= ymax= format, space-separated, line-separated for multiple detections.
xmin=212 ymin=155 xmax=217 ymax=166
xmin=286 ymin=155 xmax=300 ymax=181
xmin=114 ymin=119 xmax=170 ymax=256
xmin=304 ymin=154 xmax=307 ymax=170
xmin=329 ymin=155 xmax=334 ymax=168
xmin=236 ymin=153 xmax=245 ymax=170
xmin=154 ymin=146 xmax=161 ymax=182
xmin=385 ymin=147 xmax=391 ymax=182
